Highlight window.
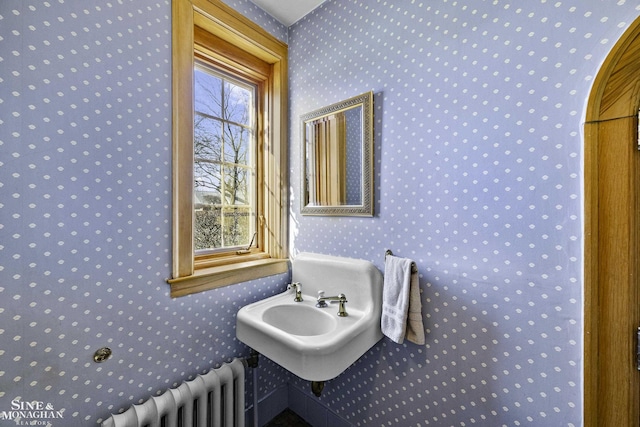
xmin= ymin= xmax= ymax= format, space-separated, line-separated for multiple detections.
xmin=193 ymin=65 xmax=257 ymax=252
xmin=169 ymin=0 xmax=288 ymax=297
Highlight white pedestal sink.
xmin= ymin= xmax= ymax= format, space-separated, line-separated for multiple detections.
xmin=236 ymin=252 xmax=383 ymax=381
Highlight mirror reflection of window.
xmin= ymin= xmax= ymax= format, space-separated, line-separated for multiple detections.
xmin=308 ymin=113 xmax=346 ymax=205
xmin=305 ymin=106 xmax=364 ymax=206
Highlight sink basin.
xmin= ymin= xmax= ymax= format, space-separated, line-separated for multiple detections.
xmin=262 ymin=304 xmax=337 ymax=336
xmin=236 ymin=252 xmax=383 ymax=381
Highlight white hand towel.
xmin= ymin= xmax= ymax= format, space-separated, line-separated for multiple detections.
xmin=381 ymin=255 xmax=425 ymax=345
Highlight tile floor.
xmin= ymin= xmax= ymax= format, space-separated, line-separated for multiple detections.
xmin=265 ymin=408 xmax=312 ymax=426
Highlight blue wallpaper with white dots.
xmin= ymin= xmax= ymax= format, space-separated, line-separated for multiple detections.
xmin=0 ymin=1 xmax=289 ymax=426
xmin=1 ymin=0 xmax=640 ymax=426
xmin=288 ymin=1 xmax=639 ymax=426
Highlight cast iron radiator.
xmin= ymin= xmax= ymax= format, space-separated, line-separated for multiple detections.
xmin=101 ymin=358 xmax=246 ymax=427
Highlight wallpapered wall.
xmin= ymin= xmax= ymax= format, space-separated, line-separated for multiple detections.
xmin=288 ymin=0 xmax=639 ymax=426
xmin=0 ymin=1 xmax=290 ymax=426
xmin=1 ymin=0 xmax=640 ymax=426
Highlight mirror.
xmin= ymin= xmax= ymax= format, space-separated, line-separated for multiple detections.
xmin=301 ymin=91 xmax=374 ymax=216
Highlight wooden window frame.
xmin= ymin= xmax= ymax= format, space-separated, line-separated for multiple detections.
xmin=169 ymin=0 xmax=288 ymax=297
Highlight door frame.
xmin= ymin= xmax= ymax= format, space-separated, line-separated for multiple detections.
xmin=584 ymin=15 xmax=640 ymax=427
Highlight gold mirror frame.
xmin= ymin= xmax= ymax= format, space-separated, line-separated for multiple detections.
xmin=300 ymin=91 xmax=374 ymax=216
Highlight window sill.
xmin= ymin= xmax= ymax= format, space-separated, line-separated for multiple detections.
xmin=167 ymin=257 xmax=289 ymax=297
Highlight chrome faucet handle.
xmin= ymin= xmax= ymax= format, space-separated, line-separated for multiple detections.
xmin=330 ymin=293 xmax=348 ymax=317
xmin=331 ymin=294 xmax=349 ymax=317
xmin=317 ymin=293 xmax=348 ymax=316
xmin=287 ymin=282 xmax=303 ymax=302
xmin=316 ymin=290 xmax=328 ymax=308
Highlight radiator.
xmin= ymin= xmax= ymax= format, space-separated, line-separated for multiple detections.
xmin=101 ymin=358 xmax=246 ymax=427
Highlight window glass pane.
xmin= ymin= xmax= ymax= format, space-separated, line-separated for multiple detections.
xmin=221 ymin=206 xmax=251 ymax=247
xmin=194 ymin=64 xmax=256 ymax=252
xmin=223 ymin=123 xmax=251 ymax=165
xmin=195 ymin=160 xmax=221 ymax=202
xmin=223 ymin=81 xmax=251 ymax=126
xmin=194 ymin=69 xmax=222 ymax=117
xmin=195 ymin=116 xmax=222 ymax=163
xmin=194 ymin=206 xmax=221 ymax=250
xmin=223 ymin=165 xmax=250 ymax=205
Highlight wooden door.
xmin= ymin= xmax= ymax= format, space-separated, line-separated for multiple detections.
xmin=584 ymin=16 xmax=640 ymax=427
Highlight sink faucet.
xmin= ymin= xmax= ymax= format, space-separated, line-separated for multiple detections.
xmin=316 ymin=291 xmax=348 ymax=317
xmin=287 ymin=282 xmax=303 ymax=302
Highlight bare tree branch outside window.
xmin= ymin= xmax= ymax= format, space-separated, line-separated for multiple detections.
xmin=193 ymin=65 xmax=255 ymax=251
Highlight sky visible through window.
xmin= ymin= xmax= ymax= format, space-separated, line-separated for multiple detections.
xmin=193 ymin=66 xmax=256 ymax=252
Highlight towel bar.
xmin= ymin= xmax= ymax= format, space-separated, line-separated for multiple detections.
xmin=385 ymin=249 xmax=418 ymax=273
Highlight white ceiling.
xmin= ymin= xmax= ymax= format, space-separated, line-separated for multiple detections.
xmin=250 ymin=0 xmax=326 ymax=27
